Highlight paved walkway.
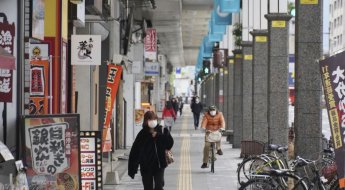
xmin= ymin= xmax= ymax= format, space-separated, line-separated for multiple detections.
xmin=104 ymin=108 xmax=242 ymax=190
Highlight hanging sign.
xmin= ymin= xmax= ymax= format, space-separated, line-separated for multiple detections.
xmin=71 ymin=35 xmax=101 ymax=65
xmin=319 ymin=52 xmax=345 ymax=188
xmin=102 ymin=64 xmax=123 ymax=152
xmin=144 ymin=28 xmax=157 ymax=61
xmin=80 ymin=131 xmax=102 ymax=190
xmin=0 ymin=69 xmax=13 ymax=102
xmin=144 ymin=62 xmax=160 ymax=76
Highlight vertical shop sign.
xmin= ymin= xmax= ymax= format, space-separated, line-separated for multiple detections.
xmin=320 ymin=52 xmax=345 ymax=188
xmin=31 ymin=0 xmax=45 ymax=40
xmin=29 ymin=59 xmax=49 ymax=115
xmin=80 ymin=131 xmax=102 ymax=190
xmin=23 ymin=114 xmax=81 ymax=190
xmin=0 ymin=14 xmax=16 ymax=102
xmin=61 ymin=42 xmax=68 ymax=113
xmin=102 ymin=64 xmax=123 ymax=152
xmin=144 ymin=28 xmax=157 ymax=61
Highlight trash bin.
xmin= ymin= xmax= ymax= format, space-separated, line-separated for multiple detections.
xmin=240 ymin=140 xmax=265 ymax=158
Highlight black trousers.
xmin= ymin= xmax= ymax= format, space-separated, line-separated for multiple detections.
xmin=193 ymin=112 xmax=200 ymax=127
xmin=141 ymin=168 xmax=165 ymax=190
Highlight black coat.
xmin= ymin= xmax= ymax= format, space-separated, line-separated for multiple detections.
xmin=191 ymin=102 xmax=203 ymax=114
xmin=128 ymin=125 xmax=174 ymax=179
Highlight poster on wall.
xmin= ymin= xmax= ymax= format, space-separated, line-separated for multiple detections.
xmin=29 ymin=43 xmax=49 ymax=59
xmin=0 ymin=69 xmax=13 ymax=102
xmin=29 ymin=59 xmax=49 ymax=115
xmin=23 ymin=114 xmax=80 ymax=190
xmin=102 ymin=64 xmax=123 ymax=152
xmin=71 ymin=35 xmax=101 ymax=65
xmin=31 ymin=0 xmax=45 ymax=40
xmin=80 ymin=131 xmax=102 ymax=190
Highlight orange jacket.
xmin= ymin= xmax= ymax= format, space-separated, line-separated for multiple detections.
xmin=201 ymin=111 xmax=225 ymax=131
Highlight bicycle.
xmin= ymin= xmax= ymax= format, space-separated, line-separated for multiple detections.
xmin=205 ymin=129 xmax=223 ymax=173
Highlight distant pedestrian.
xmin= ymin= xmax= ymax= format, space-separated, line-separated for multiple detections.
xmin=162 ymin=101 xmax=176 ymax=131
xmin=171 ymin=98 xmax=179 ymax=117
xmin=178 ymin=97 xmax=184 ymax=116
xmin=128 ymin=111 xmax=174 ymax=190
xmin=191 ymin=96 xmax=203 ymax=130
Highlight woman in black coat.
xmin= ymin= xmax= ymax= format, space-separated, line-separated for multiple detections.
xmin=128 ymin=111 xmax=174 ymax=190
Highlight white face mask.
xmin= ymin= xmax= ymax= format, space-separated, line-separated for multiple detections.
xmin=148 ymin=120 xmax=158 ymax=128
xmin=210 ymin=110 xmax=216 ymax=116
xmin=195 ymin=99 xmax=200 ymax=103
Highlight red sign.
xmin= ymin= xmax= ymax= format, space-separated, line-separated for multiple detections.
xmin=0 ymin=15 xmax=16 ymax=103
xmin=144 ymin=28 xmax=157 ymax=52
xmin=29 ymin=60 xmax=49 ymax=115
xmin=0 ymin=69 xmax=12 ymax=102
xmin=102 ymin=64 xmax=122 ymax=152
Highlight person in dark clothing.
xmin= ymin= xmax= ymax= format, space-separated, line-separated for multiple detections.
xmin=128 ymin=111 xmax=174 ymax=190
xmin=178 ymin=97 xmax=184 ymax=116
xmin=191 ymin=96 xmax=203 ymax=130
xmin=171 ymin=98 xmax=179 ymax=117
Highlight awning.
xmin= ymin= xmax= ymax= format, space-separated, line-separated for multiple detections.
xmin=0 ymin=47 xmax=15 ymax=70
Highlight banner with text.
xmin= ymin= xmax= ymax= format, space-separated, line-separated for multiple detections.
xmin=102 ymin=64 xmax=123 ymax=152
xmin=144 ymin=28 xmax=157 ymax=61
xmin=320 ymin=52 xmax=345 ymax=188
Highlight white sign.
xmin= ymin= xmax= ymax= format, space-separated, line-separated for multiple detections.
xmin=28 ymin=123 xmax=69 ymax=175
xmin=29 ymin=43 xmax=49 ymax=59
xmin=71 ymin=35 xmax=101 ymax=65
xmin=144 ymin=28 xmax=157 ymax=61
xmin=80 ymin=138 xmax=96 ymax=151
xmin=81 ymin=166 xmax=96 ymax=179
xmin=144 ymin=62 xmax=159 ymax=76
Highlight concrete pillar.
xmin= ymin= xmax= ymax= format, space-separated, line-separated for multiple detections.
xmin=241 ymin=42 xmax=253 ymax=141
xmin=211 ymin=74 xmax=216 ymax=106
xmin=227 ymin=57 xmax=235 ymax=132
xmin=250 ymin=30 xmax=269 ymax=143
xmin=223 ymin=67 xmax=229 ymax=130
xmin=295 ymin=1 xmax=322 ymax=159
xmin=218 ymin=70 xmax=225 ymax=112
xmin=233 ymin=49 xmax=243 ymax=148
xmin=265 ymin=14 xmax=292 ymax=145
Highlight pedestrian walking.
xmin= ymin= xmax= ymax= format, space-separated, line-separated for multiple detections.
xmin=162 ymin=101 xmax=176 ymax=131
xmin=178 ymin=97 xmax=184 ymax=116
xmin=128 ymin=111 xmax=174 ymax=190
xmin=191 ymin=96 xmax=203 ymax=130
xmin=171 ymin=98 xmax=179 ymax=117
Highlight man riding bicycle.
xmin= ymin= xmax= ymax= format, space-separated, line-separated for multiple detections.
xmin=201 ymin=105 xmax=225 ymax=168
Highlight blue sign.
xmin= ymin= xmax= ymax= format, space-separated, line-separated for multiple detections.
xmin=176 ymin=67 xmax=181 ymax=74
xmin=219 ymin=0 xmax=240 ymax=13
xmin=213 ymin=0 xmax=232 ymax=25
xmin=144 ymin=62 xmax=160 ymax=76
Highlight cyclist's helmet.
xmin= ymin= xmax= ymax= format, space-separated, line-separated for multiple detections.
xmin=208 ymin=105 xmax=217 ymax=111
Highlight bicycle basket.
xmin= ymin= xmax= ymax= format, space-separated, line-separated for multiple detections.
xmin=321 ymin=163 xmax=337 ymax=181
xmin=207 ymin=131 xmax=222 ymax=142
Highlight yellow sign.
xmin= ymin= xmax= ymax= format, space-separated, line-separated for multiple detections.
xmin=244 ymin=55 xmax=253 ymax=60
xmin=235 ymin=54 xmax=242 ymax=59
xmin=224 ymin=70 xmax=228 ymax=75
xmin=272 ymin=20 xmax=286 ymax=28
xmin=301 ymin=0 xmax=318 ymax=4
xmin=255 ymin=36 xmax=267 ymax=42
xmin=229 ymin=59 xmax=234 ymax=64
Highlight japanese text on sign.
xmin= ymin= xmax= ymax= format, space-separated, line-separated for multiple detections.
xmin=29 ymin=123 xmax=69 ymax=175
xmin=0 ymin=69 xmax=11 ymax=93
xmin=322 ymin=65 xmax=343 ymax=149
xmin=0 ymin=28 xmax=14 ymax=54
xmin=332 ymin=65 xmax=345 ymax=148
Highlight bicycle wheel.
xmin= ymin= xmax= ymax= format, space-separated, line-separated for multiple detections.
xmin=210 ymin=143 xmax=215 ymax=173
xmin=239 ymin=178 xmax=276 ymax=190
xmin=275 ymin=172 xmax=308 ymax=190
xmin=237 ymin=155 xmax=275 ymax=185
